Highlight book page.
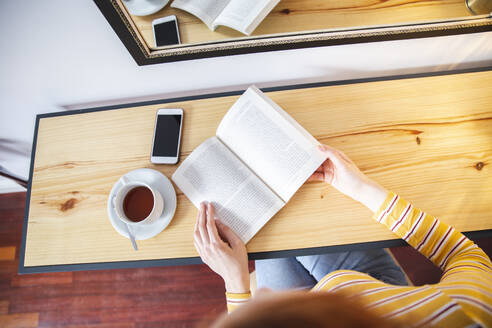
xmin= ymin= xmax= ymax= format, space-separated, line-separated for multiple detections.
xmin=171 ymin=0 xmax=231 ymax=31
xmin=172 ymin=137 xmax=284 ymax=243
xmin=213 ymin=0 xmax=280 ymax=35
xmin=216 ymin=87 xmax=328 ymax=202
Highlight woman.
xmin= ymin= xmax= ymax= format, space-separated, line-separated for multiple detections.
xmin=193 ymin=145 xmax=492 ymax=327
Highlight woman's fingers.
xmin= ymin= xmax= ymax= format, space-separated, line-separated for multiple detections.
xmin=308 ymin=171 xmax=324 ymax=181
xmin=318 ymin=144 xmax=344 ymax=167
xmin=194 ymin=206 xmax=202 ymax=244
xmin=206 ymin=203 xmax=222 ymax=246
xmin=193 ymin=239 xmax=202 ymax=256
xmin=309 ymin=163 xmax=327 ymax=181
xmin=216 ymin=220 xmax=243 ymax=248
xmin=319 ymin=144 xmax=353 ymax=166
xmin=197 ymin=202 xmax=209 ymax=244
xmin=335 ymin=148 xmax=353 ymax=165
xmin=309 ymin=156 xmax=336 ymax=183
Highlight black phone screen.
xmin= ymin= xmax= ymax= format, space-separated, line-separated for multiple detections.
xmin=152 ymin=114 xmax=182 ymax=157
xmin=154 ymin=20 xmax=179 ymax=47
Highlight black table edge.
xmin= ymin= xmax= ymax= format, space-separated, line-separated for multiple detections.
xmin=19 ymin=65 xmax=492 ymax=274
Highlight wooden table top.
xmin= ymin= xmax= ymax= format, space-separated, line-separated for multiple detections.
xmin=120 ymin=0 xmax=472 ymax=51
xmin=21 ymin=70 xmax=492 ymax=272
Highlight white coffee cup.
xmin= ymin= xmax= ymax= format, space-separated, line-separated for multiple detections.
xmin=122 ymin=0 xmax=170 ymax=16
xmin=113 ymin=176 xmax=164 ymax=226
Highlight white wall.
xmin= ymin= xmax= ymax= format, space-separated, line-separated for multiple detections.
xmin=1 ymin=0 xmax=491 ymax=191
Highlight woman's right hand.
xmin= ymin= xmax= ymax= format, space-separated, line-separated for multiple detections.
xmin=309 ymin=144 xmax=388 ymax=213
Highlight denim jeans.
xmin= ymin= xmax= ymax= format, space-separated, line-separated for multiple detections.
xmin=255 ymin=249 xmax=408 ymax=290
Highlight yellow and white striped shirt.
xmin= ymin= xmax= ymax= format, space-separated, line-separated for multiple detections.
xmin=226 ymin=192 xmax=492 ymax=327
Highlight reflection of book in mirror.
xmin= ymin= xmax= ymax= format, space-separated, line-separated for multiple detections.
xmin=171 ymin=0 xmax=280 ymax=36
xmin=172 ymin=86 xmax=327 ymax=243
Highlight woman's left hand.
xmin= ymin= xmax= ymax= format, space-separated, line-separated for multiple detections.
xmin=194 ymin=202 xmax=250 ymax=294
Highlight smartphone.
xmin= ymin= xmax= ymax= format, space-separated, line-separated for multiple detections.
xmin=151 ymin=108 xmax=183 ymax=164
xmin=152 ymin=15 xmax=180 ymax=47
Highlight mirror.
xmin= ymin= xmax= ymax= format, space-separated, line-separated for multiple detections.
xmin=95 ymin=0 xmax=492 ymax=65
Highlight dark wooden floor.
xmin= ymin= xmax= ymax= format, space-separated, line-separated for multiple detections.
xmin=0 ymin=193 xmax=227 ymax=328
xmin=1 ymin=192 xmax=491 ymax=327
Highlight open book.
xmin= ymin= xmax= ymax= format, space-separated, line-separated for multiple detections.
xmin=172 ymin=86 xmax=327 ymax=243
xmin=170 ymin=0 xmax=280 ymax=36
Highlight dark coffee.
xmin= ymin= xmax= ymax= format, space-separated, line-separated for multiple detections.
xmin=123 ymin=186 xmax=154 ymax=222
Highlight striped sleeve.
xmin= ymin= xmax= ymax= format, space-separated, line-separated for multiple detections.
xmin=225 ymin=292 xmax=251 ymax=313
xmin=373 ymin=192 xmax=492 ymax=325
xmin=373 ymin=192 xmax=492 ymax=275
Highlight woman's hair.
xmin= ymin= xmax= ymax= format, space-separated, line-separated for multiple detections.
xmin=207 ymin=291 xmax=405 ymax=328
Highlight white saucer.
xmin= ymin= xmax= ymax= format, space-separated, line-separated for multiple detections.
xmin=122 ymin=0 xmax=169 ymax=16
xmin=107 ymin=168 xmax=176 ymax=240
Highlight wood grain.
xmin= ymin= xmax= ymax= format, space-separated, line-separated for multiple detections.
xmin=120 ymin=0 xmax=471 ymax=50
xmin=65 ymin=324 xmax=135 ymax=328
xmin=0 ymin=301 xmax=8 ymax=315
xmin=0 ymin=313 xmax=38 ymax=328
xmin=0 ymin=247 xmax=15 ymax=261
xmin=24 ymin=71 xmax=492 ymax=267
xmin=11 ymin=272 xmax=72 ymax=287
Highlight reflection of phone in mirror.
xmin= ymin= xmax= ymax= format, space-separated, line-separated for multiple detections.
xmin=152 ymin=15 xmax=180 ymax=47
